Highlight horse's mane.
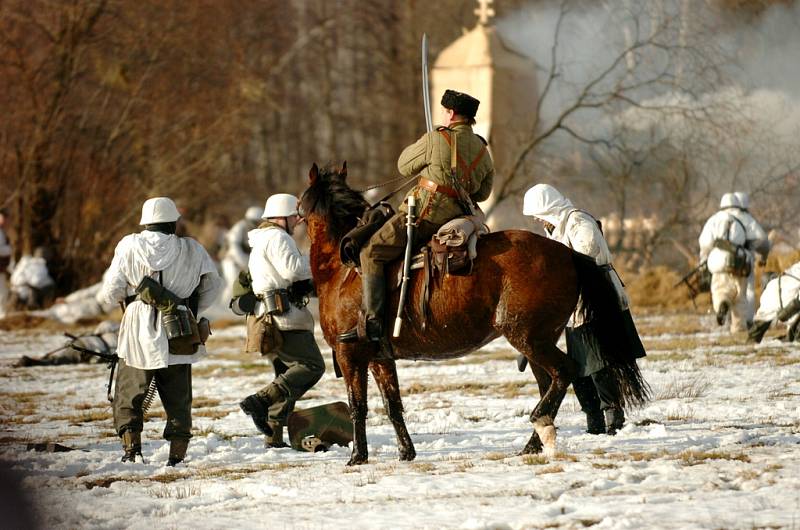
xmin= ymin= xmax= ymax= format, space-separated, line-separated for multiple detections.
xmin=303 ymin=164 xmax=369 ymax=242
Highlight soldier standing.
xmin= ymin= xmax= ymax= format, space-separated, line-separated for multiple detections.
xmin=219 ymin=206 xmax=264 ymax=306
xmin=99 ymin=197 xmax=221 ymax=465
xmin=239 ymin=194 xmax=325 ymax=448
xmin=0 ymin=208 xmax=11 ymax=319
xmin=522 ymin=184 xmax=646 ymax=435
xmin=337 ymin=89 xmax=494 ymax=349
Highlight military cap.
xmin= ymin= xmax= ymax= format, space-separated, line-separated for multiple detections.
xmin=441 ymin=89 xmax=480 ymax=119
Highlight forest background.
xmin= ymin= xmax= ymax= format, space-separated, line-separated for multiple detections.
xmin=2 ymin=0 xmax=800 ymax=294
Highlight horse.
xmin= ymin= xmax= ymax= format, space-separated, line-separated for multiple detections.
xmin=299 ymin=162 xmax=648 ymax=465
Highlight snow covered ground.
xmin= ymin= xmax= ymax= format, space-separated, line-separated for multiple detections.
xmin=1 ymin=311 xmax=799 ymax=529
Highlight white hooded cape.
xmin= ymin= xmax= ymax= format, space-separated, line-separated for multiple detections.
xmin=99 ymin=231 xmax=220 ymax=369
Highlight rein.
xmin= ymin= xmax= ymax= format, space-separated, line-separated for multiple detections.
xmin=358 ymin=174 xmax=418 ymax=207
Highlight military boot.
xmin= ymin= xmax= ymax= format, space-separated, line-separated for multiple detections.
xmin=747 ymin=320 xmax=771 ymax=344
xmin=239 ymin=384 xmax=284 ymax=436
xmin=121 ymin=430 xmax=142 ymax=463
xmin=585 ymin=411 xmax=606 ymax=435
xmin=716 ymin=301 xmax=729 ymax=326
xmin=264 ymin=422 xmax=288 ymax=449
xmin=605 ymin=407 xmax=625 ymax=435
xmin=167 ymin=438 xmax=189 ymax=467
xmin=337 ymin=274 xmax=392 ymax=358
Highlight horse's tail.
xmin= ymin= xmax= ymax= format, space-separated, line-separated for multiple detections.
xmin=572 ymin=252 xmax=651 ymax=408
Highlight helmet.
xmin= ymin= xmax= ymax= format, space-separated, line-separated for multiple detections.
xmin=734 ymin=191 xmax=749 ymax=210
xmin=245 ymin=206 xmax=264 ymax=222
xmin=719 ymin=193 xmax=739 ymax=209
xmin=140 ymin=197 xmax=180 ymax=224
xmin=263 ymin=193 xmax=298 ymax=218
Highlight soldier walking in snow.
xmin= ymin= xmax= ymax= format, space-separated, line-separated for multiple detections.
xmin=698 ymin=193 xmax=770 ymax=332
xmin=0 ymin=208 xmax=11 ymax=319
xmin=99 ymin=197 xmax=220 ymax=465
xmin=522 ymin=184 xmax=646 ymax=435
xmin=238 ymin=193 xmax=325 ymax=448
xmin=219 ymin=206 xmax=264 ymax=306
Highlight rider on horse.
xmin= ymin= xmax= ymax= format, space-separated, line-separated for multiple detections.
xmin=337 ymin=89 xmax=494 ymax=352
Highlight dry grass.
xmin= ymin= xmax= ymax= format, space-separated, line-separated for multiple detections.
xmin=625 ymin=266 xmax=710 ymax=311
xmin=676 ymin=449 xmax=750 ymax=465
xmin=654 ymin=375 xmax=710 ymax=400
xmin=484 ymin=452 xmax=507 ymax=461
xmin=403 ymin=380 xmax=532 ymax=398
xmin=522 ymin=454 xmax=548 ymax=466
xmin=537 ymin=464 xmax=564 ymax=474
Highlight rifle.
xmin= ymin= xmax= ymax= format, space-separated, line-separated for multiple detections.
xmin=674 ymin=261 xmax=710 ymax=309
xmin=65 ymin=333 xmax=118 ymax=402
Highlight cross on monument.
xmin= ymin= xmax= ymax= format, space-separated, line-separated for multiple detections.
xmin=474 ymin=0 xmax=495 ymax=26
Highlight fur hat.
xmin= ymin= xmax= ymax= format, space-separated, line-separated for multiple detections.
xmin=441 ymin=89 xmax=480 ymax=119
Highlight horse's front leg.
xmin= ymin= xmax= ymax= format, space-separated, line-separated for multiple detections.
xmin=370 ymin=359 xmax=416 ymax=461
xmin=337 ymin=346 xmax=370 ymax=465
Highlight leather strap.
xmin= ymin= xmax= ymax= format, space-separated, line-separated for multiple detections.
xmin=418 ymin=178 xmax=459 ymax=199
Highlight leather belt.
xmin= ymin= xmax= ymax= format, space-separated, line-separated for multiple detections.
xmin=418 ymin=178 xmax=459 ymax=199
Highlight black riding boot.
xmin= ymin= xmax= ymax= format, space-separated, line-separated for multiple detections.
xmin=605 ymin=407 xmax=625 ymax=435
xmin=747 ymin=320 xmax=771 ymax=344
xmin=572 ymin=376 xmax=605 ymax=435
xmin=337 ymin=274 xmax=391 ymax=357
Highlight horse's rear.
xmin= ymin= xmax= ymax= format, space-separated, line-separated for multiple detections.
xmin=389 ymin=229 xmax=578 ymax=360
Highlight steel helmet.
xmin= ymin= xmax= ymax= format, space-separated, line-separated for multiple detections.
xmin=734 ymin=191 xmax=750 ymax=210
xmin=140 ymin=197 xmax=181 ymax=224
xmin=263 ymin=193 xmax=298 ymax=218
xmin=719 ymin=193 xmax=739 ymax=209
xmin=245 ymin=206 xmax=264 ymax=221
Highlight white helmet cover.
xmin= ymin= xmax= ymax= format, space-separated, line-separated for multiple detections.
xmin=245 ymin=206 xmax=265 ymax=221
xmin=719 ymin=192 xmax=739 ymax=209
xmin=140 ymin=197 xmax=181 ymax=224
xmin=734 ymin=191 xmax=749 ymax=209
xmin=263 ymin=193 xmax=298 ymax=218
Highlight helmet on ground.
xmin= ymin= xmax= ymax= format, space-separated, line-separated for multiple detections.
xmin=140 ymin=197 xmax=181 ymax=224
xmin=245 ymin=206 xmax=264 ymax=222
xmin=734 ymin=191 xmax=750 ymax=210
xmin=263 ymin=194 xmax=298 ymax=218
xmin=719 ymin=193 xmax=739 ymax=209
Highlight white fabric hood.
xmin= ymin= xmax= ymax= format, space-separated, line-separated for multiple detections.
xmin=130 ymin=231 xmax=181 ymax=272
xmin=523 ymin=184 xmax=575 ymax=241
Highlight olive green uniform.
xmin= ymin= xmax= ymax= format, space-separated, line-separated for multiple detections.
xmin=360 ymin=122 xmax=494 ymax=275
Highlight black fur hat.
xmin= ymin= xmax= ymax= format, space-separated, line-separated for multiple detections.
xmin=441 ymin=89 xmax=480 ymax=119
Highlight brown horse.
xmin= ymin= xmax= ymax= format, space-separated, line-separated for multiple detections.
xmin=299 ymin=163 xmax=647 ymax=465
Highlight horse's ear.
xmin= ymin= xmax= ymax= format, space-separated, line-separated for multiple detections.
xmin=309 ymin=163 xmax=319 ymax=184
xmin=339 ymin=161 xmax=347 ymax=181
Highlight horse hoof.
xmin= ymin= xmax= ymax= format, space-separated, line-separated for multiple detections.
xmin=347 ymin=454 xmax=368 ymax=466
xmin=399 ymin=447 xmax=416 ymax=461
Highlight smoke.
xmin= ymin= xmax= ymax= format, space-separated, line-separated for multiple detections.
xmin=494 ymin=0 xmax=800 ymax=223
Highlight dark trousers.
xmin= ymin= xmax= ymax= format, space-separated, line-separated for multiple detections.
xmin=258 ymin=330 xmax=325 ymax=425
xmin=113 ymin=359 xmax=192 ymax=441
xmin=572 ymin=367 xmax=622 ymax=413
xmin=360 ymin=213 xmax=440 ymax=276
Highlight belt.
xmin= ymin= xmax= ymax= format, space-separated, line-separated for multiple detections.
xmin=418 ymin=178 xmax=459 ymax=199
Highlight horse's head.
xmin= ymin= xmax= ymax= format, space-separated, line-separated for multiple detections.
xmin=299 ymin=161 xmax=369 ymax=244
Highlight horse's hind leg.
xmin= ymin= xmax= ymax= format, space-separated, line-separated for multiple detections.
xmin=370 ymin=359 xmax=416 ymax=461
xmin=337 ymin=347 xmax=370 ymax=465
xmin=508 ymin=337 xmax=575 ymax=455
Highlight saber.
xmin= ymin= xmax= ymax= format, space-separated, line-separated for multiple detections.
xmin=393 ymin=196 xmax=416 ymax=338
xmin=422 ymin=33 xmax=433 ymax=134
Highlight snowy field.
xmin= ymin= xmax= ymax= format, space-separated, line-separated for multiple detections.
xmin=1 ymin=310 xmax=800 ymax=529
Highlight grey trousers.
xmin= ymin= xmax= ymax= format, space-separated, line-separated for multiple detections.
xmin=113 ymin=359 xmax=192 ymax=441
xmin=257 ymin=330 xmax=325 ymax=425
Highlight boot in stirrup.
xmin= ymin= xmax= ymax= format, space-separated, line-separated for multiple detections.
xmin=337 ymin=274 xmax=392 ymax=357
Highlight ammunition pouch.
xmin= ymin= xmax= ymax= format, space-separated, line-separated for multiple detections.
xmin=712 ymin=240 xmax=751 ymax=277
xmin=134 ymin=275 xmax=201 ymax=355
xmin=263 ymin=288 xmax=290 ymax=315
xmin=245 ymin=313 xmax=283 ymax=355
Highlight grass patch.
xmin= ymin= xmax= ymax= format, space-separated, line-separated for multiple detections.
xmin=676 ymin=449 xmax=750 ymax=465
xmin=537 ymin=464 xmax=564 ymax=474
xmin=484 ymin=452 xmax=506 ymax=461
xmin=592 ymin=462 xmax=617 ymax=469
xmin=411 ymin=462 xmax=436 ymax=473
xmin=654 ymin=375 xmax=709 ymax=400
xmin=149 ymin=484 xmax=202 ymax=499
xmin=522 ymin=454 xmax=548 ymax=466
xmin=665 ymin=405 xmax=696 ymax=421
xmin=403 ymin=380 xmax=532 ymax=398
